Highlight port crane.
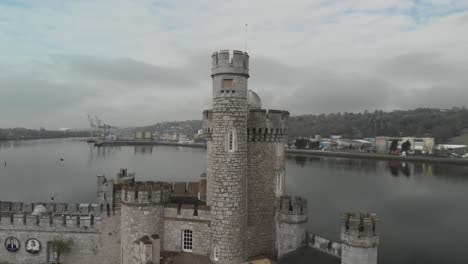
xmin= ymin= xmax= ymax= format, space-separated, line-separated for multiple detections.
xmin=87 ymin=114 xmax=115 ymax=141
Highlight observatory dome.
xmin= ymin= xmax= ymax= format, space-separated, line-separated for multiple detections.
xmin=248 ymin=90 xmax=262 ymax=109
xmin=31 ymin=205 xmax=49 ymax=216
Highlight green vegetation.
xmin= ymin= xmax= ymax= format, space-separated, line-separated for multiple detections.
xmin=0 ymin=128 xmax=88 ymax=141
xmin=450 ymin=129 xmax=468 ymax=144
xmin=288 ymin=107 xmax=468 ymax=143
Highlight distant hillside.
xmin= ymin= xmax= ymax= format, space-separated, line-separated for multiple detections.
xmin=289 ymin=107 xmax=468 ymax=143
xmin=128 ymin=107 xmax=468 ymax=144
xmin=136 ymin=120 xmax=203 ymax=136
xmin=0 ymin=128 xmax=89 ymax=140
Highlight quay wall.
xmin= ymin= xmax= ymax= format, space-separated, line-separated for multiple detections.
xmin=287 ymin=149 xmax=468 ymax=165
xmin=97 ymin=142 xmax=468 ymax=165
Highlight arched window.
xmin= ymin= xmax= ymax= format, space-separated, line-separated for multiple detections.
xmin=228 ymin=128 xmax=236 ymax=152
xmin=275 ymin=171 xmax=283 ymax=196
xmin=214 ymin=246 xmax=219 ymax=261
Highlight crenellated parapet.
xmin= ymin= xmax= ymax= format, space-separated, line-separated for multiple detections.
xmin=0 ymin=212 xmax=100 ymax=232
xmin=211 ymin=50 xmax=249 ymax=77
xmin=341 ymin=212 xmax=379 ymax=248
xmin=308 ymin=233 xmax=342 ymax=258
xmin=276 ymin=196 xmax=308 ymax=258
xmin=121 ymin=181 xmax=171 ymax=205
xmin=164 ymin=203 xmax=210 ymax=222
xmin=0 ymin=201 xmax=99 ymax=215
xmin=116 ymin=168 xmax=135 ymax=184
xmin=276 ymin=196 xmax=308 ymax=224
xmin=248 ymin=109 xmax=289 ymax=142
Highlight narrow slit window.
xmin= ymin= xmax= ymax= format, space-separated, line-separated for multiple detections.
xmin=228 ymin=128 xmax=235 ymax=152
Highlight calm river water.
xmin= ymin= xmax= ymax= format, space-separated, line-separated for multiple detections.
xmin=1 ymin=138 xmax=467 ymax=264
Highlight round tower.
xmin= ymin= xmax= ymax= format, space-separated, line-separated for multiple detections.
xmin=246 ymin=107 xmax=289 ymax=258
xmin=341 ymin=212 xmax=379 ymax=264
xmin=205 ymin=49 xmax=249 ymax=263
xmin=120 ymin=181 xmax=171 ymax=264
xmin=276 ymin=196 xmax=308 ymax=258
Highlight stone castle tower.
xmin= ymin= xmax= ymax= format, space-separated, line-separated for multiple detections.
xmin=203 ymin=50 xmax=289 ymax=263
xmin=341 ymin=212 xmax=379 ymax=264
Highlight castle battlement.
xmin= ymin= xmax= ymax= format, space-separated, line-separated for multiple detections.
xmin=121 ymin=181 xmax=171 ymax=205
xmin=0 ymin=212 xmax=100 ymax=231
xmin=211 ymin=50 xmax=249 ymax=77
xmin=0 ymin=201 xmax=99 ymax=215
xmin=171 ymin=181 xmax=200 ymax=197
xmin=164 ymin=203 xmax=210 ymax=221
xmin=248 ymin=109 xmax=289 ymax=142
xmin=277 ymin=196 xmax=308 ymax=224
xmin=341 ymin=212 xmax=379 ymax=247
xmin=308 ymin=233 xmax=342 ymax=258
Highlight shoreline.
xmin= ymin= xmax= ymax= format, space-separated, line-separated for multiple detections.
xmin=94 ymin=140 xmax=468 ymax=166
xmin=286 ymin=149 xmax=468 ymax=166
xmin=94 ymin=140 xmax=207 ymax=148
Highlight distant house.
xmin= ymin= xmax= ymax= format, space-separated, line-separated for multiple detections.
xmin=135 ymin=131 xmax=153 ymax=141
xmin=375 ymin=136 xmax=435 ymax=154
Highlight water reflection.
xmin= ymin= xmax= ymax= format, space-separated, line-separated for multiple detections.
xmin=134 ymin=145 xmax=153 ymax=154
xmin=388 ymin=161 xmax=411 ymax=177
xmin=286 ymin=155 xmax=467 ymax=180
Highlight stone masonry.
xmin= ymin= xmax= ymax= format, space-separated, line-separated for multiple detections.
xmin=207 ymin=50 xmax=250 ymax=264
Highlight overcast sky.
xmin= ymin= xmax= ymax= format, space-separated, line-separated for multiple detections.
xmin=1 ymin=0 xmax=467 ymax=129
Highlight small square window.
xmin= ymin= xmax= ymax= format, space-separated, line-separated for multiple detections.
xmin=223 ymin=79 xmax=234 ymax=90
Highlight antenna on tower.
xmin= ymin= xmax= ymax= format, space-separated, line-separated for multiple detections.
xmin=244 ymin=24 xmax=248 ymax=52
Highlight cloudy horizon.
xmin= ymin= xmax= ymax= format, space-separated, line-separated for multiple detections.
xmin=1 ymin=0 xmax=467 ymax=129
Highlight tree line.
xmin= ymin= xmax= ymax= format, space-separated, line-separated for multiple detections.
xmin=0 ymin=128 xmax=89 ymax=140
xmin=288 ymin=107 xmax=468 ymax=143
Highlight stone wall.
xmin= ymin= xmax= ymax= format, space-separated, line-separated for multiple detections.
xmin=120 ymin=203 xmax=165 ymax=264
xmin=308 ymin=233 xmax=342 ymax=258
xmin=163 ymin=204 xmax=211 ymax=255
xmin=246 ymin=142 xmax=276 ymax=258
xmin=0 ymin=213 xmax=120 ymax=264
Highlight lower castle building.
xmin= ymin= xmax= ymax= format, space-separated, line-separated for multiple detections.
xmin=0 ymin=50 xmax=380 ymax=264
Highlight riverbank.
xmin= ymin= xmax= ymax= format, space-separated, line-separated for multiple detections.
xmin=94 ymin=140 xmax=207 ymax=148
xmin=93 ymin=141 xmax=468 ymax=165
xmin=287 ymin=149 xmax=468 ymax=165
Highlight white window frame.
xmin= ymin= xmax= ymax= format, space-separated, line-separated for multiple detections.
xmin=276 ymin=170 xmax=284 ymax=196
xmin=182 ymin=229 xmax=193 ymax=252
xmin=214 ymin=246 xmax=219 ymax=261
xmin=276 ymin=142 xmax=283 ymax=157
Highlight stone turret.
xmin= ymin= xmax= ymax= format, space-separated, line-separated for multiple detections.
xmin=341 ymin=212 xmax=379 ymax=264
xmin=276 ymin=196 xmax=308 ymax=258
xmin=120 ymin=181 xmax=171 ymax=264
xmin=205 ymin=49 xmax=249 ymax=264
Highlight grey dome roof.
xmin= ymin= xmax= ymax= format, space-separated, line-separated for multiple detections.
xmin=31 ymin=205 xmax=48 ymax=216
xmin=248 ymin=90 xmax=262 ymax=109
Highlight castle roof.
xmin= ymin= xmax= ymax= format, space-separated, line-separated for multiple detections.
xmin=279 ymin=247 xmax=340 ymax=264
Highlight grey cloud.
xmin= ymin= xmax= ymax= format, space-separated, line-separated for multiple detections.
xmin=376 ymin=53 xmax=468 ymax=83
xmin=285 ymin=73 xmax=396 ymax=115
xmin=248 ymin=54 xmax=468 ymax=116
xmin=50 ymin=54 xmax=198 ymax=87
